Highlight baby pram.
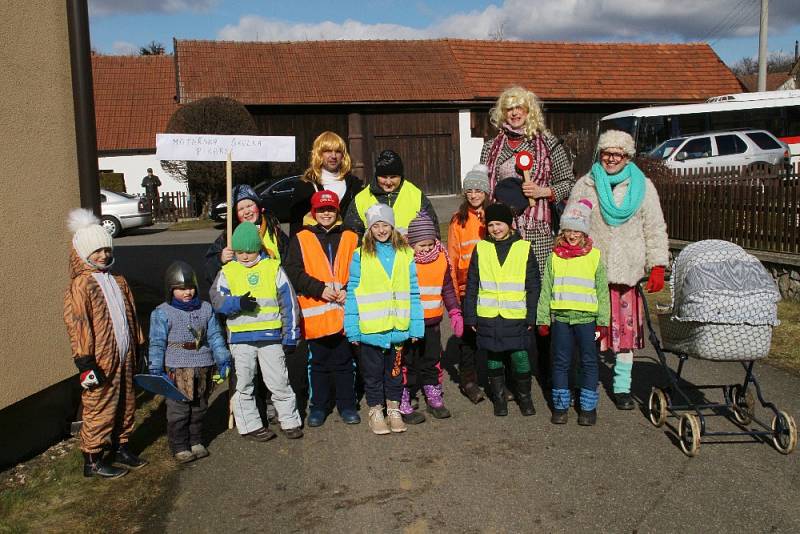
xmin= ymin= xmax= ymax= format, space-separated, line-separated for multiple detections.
xmin=642 ymin=239 xmax=796 ymax=456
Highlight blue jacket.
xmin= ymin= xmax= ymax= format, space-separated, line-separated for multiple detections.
xmin=344 ymin=240 xmax=424 ymax=348
xmin=209 ymin=253 xmax=301 ymax=346
xmin=148 ymin=302 xmax=231 ymax=370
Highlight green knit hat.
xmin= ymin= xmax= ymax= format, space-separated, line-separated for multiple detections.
xmin=231 ymin=222 xmax=262 ymax=252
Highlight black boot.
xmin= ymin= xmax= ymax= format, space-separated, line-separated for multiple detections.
xmin=514 ymin=373 xmax=536 ymax=416
xmin=488 ymin=375 xmax=508 ymax=417
xmin=459 ymin=368 xmax=486 ymax=404
xmin=83 ymin=452 xmax=128 ymax=479
xmin=111 ymin=445 xmax=148 ymax=470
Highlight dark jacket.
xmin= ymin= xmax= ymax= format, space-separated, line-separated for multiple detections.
xmin=289 ymin=174 xmax=364 ymax=237
xmin=463 ymin=233 xmax=540 ymax=353
xmin=204 ymin=212 xmax=288 ymax=285
xmin=341 ymin=175 xmax=439 ymax=236
xmin=284 ymin=222 xmax=351 ymax=299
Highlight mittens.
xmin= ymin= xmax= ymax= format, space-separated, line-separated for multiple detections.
xmin=239 ymin=291 xmax=258 ymax=312
xmin=645 ymin=266 xmax=665 ymax=293
xmin=448 ymin=308 xmax=464 ymax=338
xmin=537 ymin=325 xmax=550 ymax=337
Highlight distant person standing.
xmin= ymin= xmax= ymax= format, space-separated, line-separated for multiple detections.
xmin=142 ymin=168 xmax=162 ymax=216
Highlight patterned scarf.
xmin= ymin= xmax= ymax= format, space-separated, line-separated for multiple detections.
xmin=485 ymin=123 xmax=553 ymax=232
xmin=554 ymin=236 xmax=593 ymax=259
xmin=414 ymin=239 xmax=449 ymax=265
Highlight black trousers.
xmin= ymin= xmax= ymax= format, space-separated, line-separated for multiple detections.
xmin=404 ymin=324 xmax=442 ymax=389
xmin=454 ymin=324 xmax=479 ymax=375
xmin=359 ymin=344 xmax=403 ymax=406
xmin=166 ymin=396 xmax=208 ymax=453
xmin=308 ymin=334 xmax=357 ymax=412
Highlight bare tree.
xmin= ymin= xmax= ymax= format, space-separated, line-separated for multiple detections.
xmin=162 ymin=97 xmax=264 ymax=216
xmin=730 ymin=50 xmax=796 ymax=75
xmin=489 ymin=21 xmax=507 ymax=41
xmin=139 ymin=41 xmax=166 ymax=55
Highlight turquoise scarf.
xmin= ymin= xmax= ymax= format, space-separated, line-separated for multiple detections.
xmin=590 ymin=162 xmax=645 ymax=226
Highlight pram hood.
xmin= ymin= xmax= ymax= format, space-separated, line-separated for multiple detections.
xmin=670 ymin=240 xmax=780 ymax=326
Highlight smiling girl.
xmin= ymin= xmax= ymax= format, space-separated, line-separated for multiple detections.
xmin=536 ymin=199 xmax=610 ymax=426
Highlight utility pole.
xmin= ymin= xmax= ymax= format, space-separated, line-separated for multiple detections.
xmin=757 ymin=0 xmax=769 ymax=92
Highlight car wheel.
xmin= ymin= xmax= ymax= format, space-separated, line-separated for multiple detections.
xmin=100 ymin=215 xmax=121 ymax=237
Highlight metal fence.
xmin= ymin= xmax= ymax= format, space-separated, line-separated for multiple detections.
xmin=139 ymin=192 xmax=193 ymax=222
xmin=652 ymin=164 xmax=800 ymax=255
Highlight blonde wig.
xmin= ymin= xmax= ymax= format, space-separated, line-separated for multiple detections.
xmin=302 ymin=131 xmax=352 ymax=185
xmin=489 ymin=86 xmax=547 ymax=139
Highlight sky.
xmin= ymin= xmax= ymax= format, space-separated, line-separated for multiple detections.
xmin=88 ymin=0 xmax=800 ymax=68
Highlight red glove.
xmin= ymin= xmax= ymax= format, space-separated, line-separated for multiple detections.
xmin=594 ymin=326 xmax=608 ymax=342
xmin=645 ymin=265 xmax=665 ymax=293
xmin=537 ymin=325 xmax=550 ymax=337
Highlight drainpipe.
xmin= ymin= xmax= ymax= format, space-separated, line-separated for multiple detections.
xmin=66 ymin=0 xmax=100 ymax=215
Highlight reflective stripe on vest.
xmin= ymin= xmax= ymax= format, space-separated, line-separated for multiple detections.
xmin=354 ymin=246 xmax=413 ymax=334
xmin=354 ymin=182 xmax=423 ymax=233
xmin=416 ymin=254 xmax=447 ymax=320
xmin=476 ymin=239 xmax=530 ymax=320
xmin=550 ymin=248 xmax=600 ymax=313
xmin=296 ymin=229 xmax=358 ymax=339
xmin=222 ymin=259 xmax=281 ymax=332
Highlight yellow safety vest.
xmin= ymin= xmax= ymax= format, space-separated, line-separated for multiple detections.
xmin=262 ymin=230 xmax=280 ymax=261
xmin=476 ymin=239 xmax=530 ymax=320
xmin=550 ymin=248 xmax=600 ymax=313
xmin=354 ymin=181 xmax=423 ymax=232
xmin=354 ymin=246 xmax=413 ymax=334
xmin=222 ymin=259 xmax=281 ymax=332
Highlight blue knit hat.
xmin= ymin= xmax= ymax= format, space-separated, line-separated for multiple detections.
xmin=233 ymin=184 xmax=260 ymax=207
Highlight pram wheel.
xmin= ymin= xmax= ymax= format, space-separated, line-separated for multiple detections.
xmin=730 ymin=384 xmax=755 ymax=425
xmin=771 ymin=411 xmax=797 ymax=455
xmin=678 ymin=414 xmax=701 ymax=457
xmin=648 ymin=388 xmax=668 ymax=427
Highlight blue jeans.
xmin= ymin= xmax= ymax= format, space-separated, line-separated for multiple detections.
xmin=550 ymin=320 xmax=598 ymax=392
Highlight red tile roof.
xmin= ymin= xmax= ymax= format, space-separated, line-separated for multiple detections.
xmin=92 ymin=55 xmax=177 ymax=152
xmin=737 ymin=72 xmax=791 ymax=92
xmin=175 ymin=39 xmax=743 ymax=105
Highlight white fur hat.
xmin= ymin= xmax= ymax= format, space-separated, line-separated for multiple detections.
xmin=365 ymin=203 xmax=395 ymax=229
xmin=597 ymin=130 xmax=636 ymax=157
xmin=68 ymin=208 xmax=112 ymax=261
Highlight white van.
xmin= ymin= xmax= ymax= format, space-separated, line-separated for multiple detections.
xmin=647 ymin=129 xmax=790 ymax=171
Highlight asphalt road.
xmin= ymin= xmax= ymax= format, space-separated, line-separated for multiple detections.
xmin=112 ymin=205 xmax=800 ymax=534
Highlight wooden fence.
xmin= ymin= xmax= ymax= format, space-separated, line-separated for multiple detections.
xmin=138 ymin=192 xmax=193 ymax=222
xmin=652 ymin=164 xmax=800 ymax=255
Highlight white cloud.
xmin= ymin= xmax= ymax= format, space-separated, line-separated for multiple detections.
xmin=90 ymin=0 xmax=216 ymax=16
xmin=111 ymin=40 xmax=139 ymax=54
xmin=216 ymin=0 xmax=800 ymax=43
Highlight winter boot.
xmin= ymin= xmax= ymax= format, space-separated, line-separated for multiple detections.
xmin=368 ymin=405 xmax=390 ymax=435
xmin=83 ymin=452 xmax=128 ymax=479
xmin=578 ymin=409 xmax=597 ymax=426
xmin=459 ymin=368 xmax=486 ymax=404
xmin=423 ymin=384 xmax=451 ymax=419
xmin=513 ymin=373 xmax=536 ymax=416
xmin=399 ymin=387 xmax=426 ymax=424
xmin=551 ymin=388 xmax=571 ymax=424
xmin=110 ymin=445 xmax=148 ymax=470
xmin=488 ymin=374 xmax=508 ymax=417
xmin=386 ymin=400 xmax=407 ymax=433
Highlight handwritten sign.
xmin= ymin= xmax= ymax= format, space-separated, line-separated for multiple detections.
xmin=156 ymin=134 xmax=295 ymax=162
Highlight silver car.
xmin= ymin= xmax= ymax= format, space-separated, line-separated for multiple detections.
xmin=100 ymin=189 xmax=153 ymax=237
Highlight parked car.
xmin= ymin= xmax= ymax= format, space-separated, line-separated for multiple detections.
xmin=647 ymin=129 xmax=791 ymax=171
xmin=100 ymin=189 xmax=153 ymax=237
xmin=209 ymin=175 xmax=303 ymax=223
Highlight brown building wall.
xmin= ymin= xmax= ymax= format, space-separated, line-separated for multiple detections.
xmin=0 ymin=2 xmax=81 ymax=410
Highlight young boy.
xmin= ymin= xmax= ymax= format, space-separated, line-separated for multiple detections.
xmin=285 ymin=190 xmax=360 ymax=426
xmin=210 ymin=221 xmax=304 ymax=441
xmin=64 ymin=208 xmax=147 ymax=478
xmin=148 ymin=261 xmax=232 ymax=462
xmin=462 ymin=203 xmax=540 ymax=417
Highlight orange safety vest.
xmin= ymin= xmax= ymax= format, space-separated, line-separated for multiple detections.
xmin=296 ymin=228 xmax=359 ymax=339
xmin=448 ymin=209 xmax=485 ymax=297
xmin=416 ymin=254 xmax=448 ymax=320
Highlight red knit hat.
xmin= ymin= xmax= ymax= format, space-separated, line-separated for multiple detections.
xmin=310 ymin=190 xmax=340 ymax=216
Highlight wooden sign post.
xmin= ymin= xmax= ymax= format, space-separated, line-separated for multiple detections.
xmin=515 ymin=150 xmax=536 ymax=207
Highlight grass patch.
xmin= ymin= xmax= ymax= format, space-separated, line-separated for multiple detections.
xmin=168 ymin=219 xmax=220 ymax=231
xmin=0 ymin=396 xmax=177 ymax=534
xmin=767 ymin=300 xmax=800 ymax=374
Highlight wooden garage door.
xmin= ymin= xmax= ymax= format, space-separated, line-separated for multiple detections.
xmin=365 ymin=111 xmax=460 ymax=196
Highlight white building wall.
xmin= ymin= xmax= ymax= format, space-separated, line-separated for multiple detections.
xmin=98 ymin=153 xmax=188 ymax=195
xmin=458 ymin=109 xmax=486 ymax=186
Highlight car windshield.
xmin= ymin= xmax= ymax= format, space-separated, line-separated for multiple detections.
xmin=648 ymin=138 xmax=686 ymax=159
